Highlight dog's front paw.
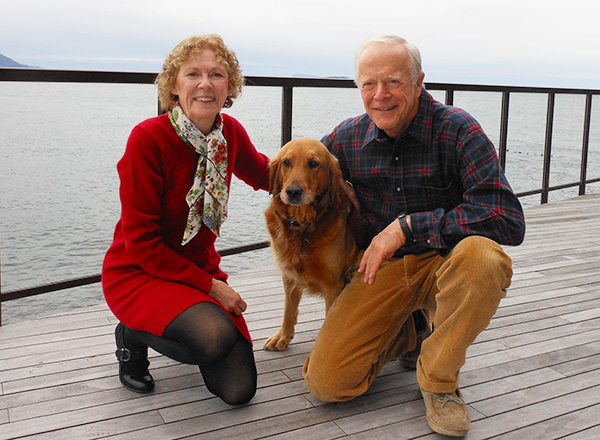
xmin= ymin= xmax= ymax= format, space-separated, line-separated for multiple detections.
xmin=263 ymin=330 xmax=293 ymax=351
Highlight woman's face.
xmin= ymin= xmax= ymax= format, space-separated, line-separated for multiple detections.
xmin=171 ymin=50 xmax=230 ymax=134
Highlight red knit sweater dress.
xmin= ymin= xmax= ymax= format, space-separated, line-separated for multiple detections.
xmin=102 ymin=112 xmax=270 ymax=342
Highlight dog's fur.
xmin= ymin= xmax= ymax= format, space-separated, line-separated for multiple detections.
xmin=263 ymin=138 xmax=366 ymax=351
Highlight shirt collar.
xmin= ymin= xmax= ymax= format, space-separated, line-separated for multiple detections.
xmin=404 ymin=88 xmax=434 ymax=146
xmin=361 ymin=116 xmax=380 ymax=149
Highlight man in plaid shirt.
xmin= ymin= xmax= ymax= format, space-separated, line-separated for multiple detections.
xmin=303 ymin=35 xmax=525 ymax=437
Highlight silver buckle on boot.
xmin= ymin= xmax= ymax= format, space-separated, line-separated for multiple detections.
xmin=115 ymin=347 xmax=131 ymax=362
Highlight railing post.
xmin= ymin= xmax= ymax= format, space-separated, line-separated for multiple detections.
xmin=445 ymin=89 xmax=454 ymax=106
xmin=1 ymin=229 xmax=2 ymax=326
xmin=281 ymin=86 xmax=293 ymax=146
xmin=541 ymin=92 xmax=556 ymax=204
xmin=579 ymin=94 xmax=593 ymax=196
xmin=498 ymin=91 xmax=510 ymax=170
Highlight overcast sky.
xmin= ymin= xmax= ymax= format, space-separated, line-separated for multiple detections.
xmin=3 ymin=0 xmax=599 ymax=88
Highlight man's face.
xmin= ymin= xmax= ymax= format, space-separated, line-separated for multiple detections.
xmin=357 ymin=43 xmax=424 ymax=138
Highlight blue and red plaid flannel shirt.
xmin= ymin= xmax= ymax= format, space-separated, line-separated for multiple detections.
xmin=321 ymin=89 xmax=526 ymax=256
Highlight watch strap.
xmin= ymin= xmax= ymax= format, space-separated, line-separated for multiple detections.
xmin=398 ymin=213 xmax=414 ymax=242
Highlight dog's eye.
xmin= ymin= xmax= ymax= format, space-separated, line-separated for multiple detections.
xmin=308 ymin=160 xmax=319 ymax=169
xmin=282 ymin=159 xmax=291 ymax=167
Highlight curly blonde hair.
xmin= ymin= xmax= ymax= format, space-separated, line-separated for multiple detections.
xmin=155 ymin=34 xmax=245 ymax=112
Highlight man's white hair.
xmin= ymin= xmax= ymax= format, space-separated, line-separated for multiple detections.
xmin=355 ymin=35 xmax=423 ymax=84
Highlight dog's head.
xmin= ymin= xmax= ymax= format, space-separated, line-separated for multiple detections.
xmin=269 ymin=138 xmax=346 ymax=211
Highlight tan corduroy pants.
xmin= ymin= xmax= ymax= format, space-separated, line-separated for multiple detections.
xmin=303 ymin=236 xmax=513 ymax=402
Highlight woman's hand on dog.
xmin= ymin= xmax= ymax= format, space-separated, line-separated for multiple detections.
xmin=358 ymin=216 xmax=410 ymax=284
xmin=209 ymin=279 xmax=247 ymax=316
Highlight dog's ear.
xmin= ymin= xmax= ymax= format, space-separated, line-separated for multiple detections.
xmin=269 ymin=154 xmax=281 ymax=196
xmin=326 ymin=153 xmax=348 ymax=211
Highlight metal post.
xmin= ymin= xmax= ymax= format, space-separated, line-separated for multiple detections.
xmin=541 ymin=93 xmax=555 ymax=204
xmin=579 ymin=94 xmax=593 ymax=195
xmin=0 ymin=230 xmax=2 ymax=326
xmin=281 ymin=86 xmax=293 ymax=146
xmin=445 ymin=89 xmax=454 ymax=106
xmin=499 ymin=91 xmax=510 ymax=170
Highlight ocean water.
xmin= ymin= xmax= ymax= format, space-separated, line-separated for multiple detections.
xmin=1 ymin=82 xmax=599 ymax=324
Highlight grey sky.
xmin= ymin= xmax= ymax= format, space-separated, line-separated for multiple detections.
xmin=3 ymin=0 xmax=599 ymax=87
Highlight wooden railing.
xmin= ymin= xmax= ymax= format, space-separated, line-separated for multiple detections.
xmin=1 ymin=67 xmax=599 ymax=324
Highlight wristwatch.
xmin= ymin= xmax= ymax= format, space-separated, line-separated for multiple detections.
xmin=398 ymin=213 xmax=414 ymax=242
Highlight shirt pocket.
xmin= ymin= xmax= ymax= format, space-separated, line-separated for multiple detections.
xmin=420 ymin=175 xmax=464 ymax=213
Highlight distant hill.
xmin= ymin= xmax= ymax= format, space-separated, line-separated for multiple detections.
xmin=0 ymin=54 xmax=37 ymax=68
xmin=292 ymin=73 xmax=351 ymax=80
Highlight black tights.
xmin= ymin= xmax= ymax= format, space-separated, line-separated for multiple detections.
xmin=124 ymin=302 xmax=257 ymax=405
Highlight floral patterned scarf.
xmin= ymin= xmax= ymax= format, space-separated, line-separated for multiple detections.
xmin=169 ymin=104 xmax=228 ymax=244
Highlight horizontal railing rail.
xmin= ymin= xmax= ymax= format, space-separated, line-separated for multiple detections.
xmin=0 ymin=241 xmax=271 ymax=303
xmin=1 ymin=67 xmax=599 ymax=324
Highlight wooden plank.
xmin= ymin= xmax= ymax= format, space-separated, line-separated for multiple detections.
xmin=257 ymin=421 xmax=347 ymax=440
xmin=105 ymin=396 xmax=315 ymax=440
xmin=460 ymin=342 xmax=600 ymax=387
xmin=463 ymin=367 xmax=566 ymax=403
xmin=490 ymin=403 xmax=600 ymax=440
xmin=463 ymin=328 xmax=600 ymax=373
xmin=471 ymin=369 xmax=600 ymax=417
xmin=23 ymin=412 xmax=166 ymax=440
xmin=560 ymin=423 xmax=600 ymax=440
xmin=494 ymin=317 xmax=600 ymax=348
xmin=464 ymin=385 xmax=600 ymax=439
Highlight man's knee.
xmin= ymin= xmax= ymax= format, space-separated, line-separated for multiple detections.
xmin=445 ymin=236 xmax=512 ymax=289
xmin=303 ymin=355 xmax=367 ymax=403
xmin=303 ymin=365 xmax=339 ymax=402
xmin=434 ymin=236 xmax=513 ymax=321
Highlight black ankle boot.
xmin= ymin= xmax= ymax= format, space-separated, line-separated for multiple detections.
xmin=115 ymin=322 xmax=155 ymax=393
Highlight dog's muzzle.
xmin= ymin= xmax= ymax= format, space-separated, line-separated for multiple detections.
xmin=285 ymin=185 xmax=304 ymax=205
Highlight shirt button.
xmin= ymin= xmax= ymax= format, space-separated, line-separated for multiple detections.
xmin=395 ymin=156 xmax=399 ymax=161
xmin=396 ymin=187 xmax=402 ymax=192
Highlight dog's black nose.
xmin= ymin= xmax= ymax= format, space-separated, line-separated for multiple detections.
xmin=286 ymin=185 xmax=303 ymax=203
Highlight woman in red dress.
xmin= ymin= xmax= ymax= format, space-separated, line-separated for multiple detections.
xmin=102 ymin=35 xmax=270 ymax=404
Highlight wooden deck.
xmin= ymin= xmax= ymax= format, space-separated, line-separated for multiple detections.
xmin=1 ymin=193 xmax=600 ymax=439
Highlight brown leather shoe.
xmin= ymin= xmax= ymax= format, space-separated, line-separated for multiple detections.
xmin=420 ymin=387 xmax=470 ymax=437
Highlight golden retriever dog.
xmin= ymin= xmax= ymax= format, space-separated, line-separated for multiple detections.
xmin=263 ymin=138 xmax=366 ymax=351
